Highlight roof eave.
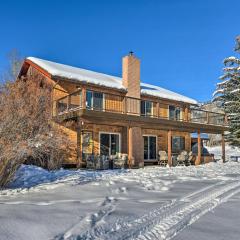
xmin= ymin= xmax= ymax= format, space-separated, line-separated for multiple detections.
xmin=51 ymin=75 xmax=128 ymax=93
xmin=141 ymin=92 xmax=198 ymax=106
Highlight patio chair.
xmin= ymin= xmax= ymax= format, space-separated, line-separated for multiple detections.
xmin=176 ymin=151 xmax=188 ymax=166
xmin=113 ymin=154 xmax=128 ymax=169
xmin=158 ymin=151 xmax=168 ymax=167
xmin=86 ymin=154 xmax=95 ymax=169
xmin=96 ymin=155 xmax=109 ymax=170
xmin=187 ymin=151 xmax=195 ymax=165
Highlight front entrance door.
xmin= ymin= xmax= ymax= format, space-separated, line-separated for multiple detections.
xmin=143 ymin=136 xmax=157 ymax=160
xmin=100 ymin=133 xmax=120 ymax=156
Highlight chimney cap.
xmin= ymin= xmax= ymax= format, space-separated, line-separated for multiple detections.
xmin=129 ymin=51 xmax=134 ymax=56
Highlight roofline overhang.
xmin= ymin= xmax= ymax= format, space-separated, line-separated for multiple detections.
xmin=141 ymin=92 xmax=199 ymax=106
xmin=18 ymin=58 xmax=199 ymax=106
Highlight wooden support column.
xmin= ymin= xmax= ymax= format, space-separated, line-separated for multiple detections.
xmin=67 ymin=95 xmax=71 ymax=111
xmin=168 ymin=130 xmax=172 ymax=167
xmin=184 ymin=107 xmax=189 ymax=122
xmin=206 ymin=112 xmax=209 ymax=124
xmin=222 ymin=132 xmax=226 ymax=163
xmin=123 ymin=97 xmax=127 ymax=114
xmin=76 ymin=117 xmax=83 ymax=168
xmin=81 ymin=87 xmax=86 ymax=109
xmin=53 ymin=100 xmax=57 ymax=117
xmin=195 ymin=130 xmax=201 ymax=165
xmin=156 ymin=102 xmax=160 ymax=118
xmin=128 ymin=126 xmax=133 ymax=168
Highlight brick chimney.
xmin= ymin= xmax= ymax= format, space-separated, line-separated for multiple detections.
xmin=122 ymin=52 xmax=141 ymax=98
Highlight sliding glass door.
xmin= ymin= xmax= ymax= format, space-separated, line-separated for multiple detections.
xmin=143 ymin=136 xmax=157 ymax=160
xmin=100 ymin=133 xmax=120 ymax=156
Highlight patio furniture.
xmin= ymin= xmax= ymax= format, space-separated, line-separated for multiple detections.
xmin=95 ymin=155 xmax=109 ymax=170
xmin=158 ymin=151 xmax=168 ymax=166
xmin=176 ymin=151 xmax=188 ymax=166
xmin=113 ymin=153 xmax=128 ymax=169
xmin=172 ymin=155 xmax=178 ymax=167
xmin=86 ymin=154 xmax=96 ymax=169
xmin=187 ymin=151 xmax=195 ymax=165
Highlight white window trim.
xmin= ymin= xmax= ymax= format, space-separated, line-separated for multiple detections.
xmin=168 ymin=105 xmax=182 ymax=121
xmin=143 ymin=135 xmax=157 ymax=161
xmin=142 ymin=100 xmax=153 ymax=117
xmin=86 ymin=90 xmax=105 ymax=111
xmin=99 ymin=132 xmax=121 ymax=155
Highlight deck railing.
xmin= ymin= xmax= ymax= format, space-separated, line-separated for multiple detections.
xmin=52 ymin=89 xmax=227 ymax=126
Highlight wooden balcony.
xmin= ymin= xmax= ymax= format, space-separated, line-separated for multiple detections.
xmin=52 ymin=89 xmax=228 ymax=134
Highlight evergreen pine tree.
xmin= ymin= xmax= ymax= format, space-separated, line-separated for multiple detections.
xmin=213 ymin=36 xmax=240 ymax=145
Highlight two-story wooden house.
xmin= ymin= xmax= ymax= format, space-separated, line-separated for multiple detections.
xmin=18 ymin=53 xmax=228 ymax=168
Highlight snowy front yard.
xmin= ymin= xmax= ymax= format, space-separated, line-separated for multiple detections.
xmin=1 ymin=147 xmax=240 ymax=240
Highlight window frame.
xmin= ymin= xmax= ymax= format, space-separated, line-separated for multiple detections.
xmin=99 ymin=132 xmax=121 ymax=156
xmin=141 ymin=100 xmax=153 ymax=117
xmin=143 ymin=135 xmax=157 ymax=160
xmin=168 ymin=105 xmax=182 ymax=121
xmin=86 ymin=90 xmax=105 ymax=110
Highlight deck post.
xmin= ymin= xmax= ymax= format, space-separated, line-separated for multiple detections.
xmin=128 ymin=126 xmax=133 ymax=167
xmin=81 ymin=87 xmax=86 ymax=109
xmin=156 ymin=102 xmax=160 ymax=118
xmin=195 ymin=130 xmax=201 ymax=165
xmin=206 ymin=112 xmax=209 ymax=124
xmin=222 ymin=132 xmax=226 ymax=163
xmin=184 ymin=107 xmax=189 ymax=122
xmin=127 ymin=125 xmax=143 ymax=168
xmin=123 ymin=97 xmax=127 ymax=114
xmin=67 ymin=95 xmax=71 ymax=111
xmin=76 ymin=117 xmax=83 ymax=168
xmin=53 ymin=100 xmax=57 ymax=117
xmin=168 ymin=130 xmax=172 ymax=167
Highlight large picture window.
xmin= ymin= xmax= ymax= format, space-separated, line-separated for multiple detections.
xmin=100 ymin=133 xmax=120 ymax=156
xmin=143 ymin=136 xmax=157 ymax=160
xmin=141 ymin=100 xmax=153 ymax=116
xmin=86 ymin=90 xmax=104 ymax=110
xmin=169 ymin=105 xmax=181 ymax=120
xmin=172 ymin=136 xmax=185 ymax=153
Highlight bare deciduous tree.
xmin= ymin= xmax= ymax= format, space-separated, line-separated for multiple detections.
xmin=0 ymin=73 xmax=73 ymax=187
xmin=1 ymin=49 xmax=23 ymax=83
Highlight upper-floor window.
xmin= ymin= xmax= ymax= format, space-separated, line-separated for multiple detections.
xmin=86 ymin=90 xmax=104 ymax=110
xmin=141 ymin=100 xmax=153 ymax=116
xmin=169 ymin=105 xmax=181 ymax=120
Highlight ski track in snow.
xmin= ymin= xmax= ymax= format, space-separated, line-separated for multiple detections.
xmin=2 ymin=148 xmax=240 ymax=240
xmin=57 ymin=179 xmax=240 ymax=240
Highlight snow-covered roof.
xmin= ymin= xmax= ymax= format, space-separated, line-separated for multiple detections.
xmin=140 ymin=83 xmax=197 ymax=104
xmin=26 ymin=57 xmax=198 ymax=105
xmin=27 ymin=57 xmax=125 ymax=91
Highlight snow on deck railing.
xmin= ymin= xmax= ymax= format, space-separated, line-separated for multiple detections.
xmin=52 ymin=89 xmax=227 ymax=127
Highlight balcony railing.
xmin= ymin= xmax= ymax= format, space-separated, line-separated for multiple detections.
xmin=52 ymin=89 xmax=227 ymax=126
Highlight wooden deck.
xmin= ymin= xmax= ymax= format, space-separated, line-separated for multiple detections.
xmin=54 ymin=108 xmax=227 ymax=134
xmin=52 ymin=89 xmax=228 ymax=166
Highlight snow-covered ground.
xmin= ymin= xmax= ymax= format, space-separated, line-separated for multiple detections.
xmin=1 ymin=146 xmax=240 ymax=240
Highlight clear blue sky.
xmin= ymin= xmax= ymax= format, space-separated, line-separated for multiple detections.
xmin=0 ymin=0 xmax=239 ymax=102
